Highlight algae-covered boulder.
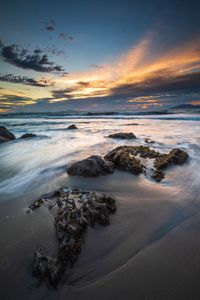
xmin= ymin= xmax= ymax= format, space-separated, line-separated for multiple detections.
xmin=67 ymin=155 xmax=114 ymax=177
xmin=0 ymin=126 xmax=15 ymax=143
xmin=108 ymin=132 xmax=136 ymax=139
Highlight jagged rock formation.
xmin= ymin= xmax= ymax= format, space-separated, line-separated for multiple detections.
xmin=28 ymin=187 xmax=116 ymax=287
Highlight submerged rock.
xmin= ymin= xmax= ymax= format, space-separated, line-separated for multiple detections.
xmin=20 ymin=133 xmax=37 ymax=139
xmin=29 ymin=187 xmax=116 ymax=286
xmin=67 ymin=124 xmax=78 ymax=130
xmin=67 ymin=155 xmax=114 ymax=177
xmin=108 ymin=132 xmax=136 ymax=139
xmin=0 ymin=126 xmax=15 ymax=143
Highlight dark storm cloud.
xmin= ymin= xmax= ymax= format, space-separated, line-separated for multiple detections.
xmin=0 ymin=42 xmax=65 ymax=73
xmin=110 ymin=70 xmax=200 ymax=98
xmin=0 ymin=74 xmax=55 ymax=87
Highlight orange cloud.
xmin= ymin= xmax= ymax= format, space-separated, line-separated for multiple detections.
xmin=191 ymin=100 xmax=200 ymax=105
xmin=52 ymin=35 xmax=200 ymax=102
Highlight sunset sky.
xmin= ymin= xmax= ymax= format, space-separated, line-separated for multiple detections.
xmin=0 ymin=0 xmax=200 ymax=113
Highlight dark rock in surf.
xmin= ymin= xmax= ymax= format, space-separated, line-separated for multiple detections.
xmin=67 ymin=155 xmax=114 ymax=177
xmin=108 ymin=132 xmax=136 ymax=139
xmin=104 ymin=145 xmax=188 ymax=182
xmin=0 ymin=126 xmax=15 ymax=143
xmin=29 ymin=187 xmax=116 ymax=287
xmin=153 ymin=148 xmax=188 ymax=182
xmin=123 ymin=123 xmax=139 ymax=126
xmin=67 ymin=124 xmax=78 ymax=130
xmin=20 ymin=133 xmax=37 ymax=139
xmin=145 ymin=138 xmax=155 ymax=144
xmin=105 ymin=146 xmax=145 ymax=174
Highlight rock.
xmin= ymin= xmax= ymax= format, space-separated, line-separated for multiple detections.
xmin=67 ymin=124 xmax=78 ymax=130
xmin=105 ymin=145 xmax=159 ymax=160
xmin=108 ymin=132 xmax=136 ymax=139
xmin=123 ymin=123 xmax=139 ymax=126
xmin=104 ymin=145 xmax=188 ymax=182
xmin=154 ymin=148 xmax=188 ymax=170
xmin=0 ymin=126 xmax=15 ymax=143
xmin=152 ymin=169 xmax=165 ymax=182
xmin=20 ymin=133 xmax=37 ymax=139
xmin=33 ymin=247 xmax=61 ymax=287
xmin=145 ymin=138 xmax=155 ymax=144
xmin=153 ymin=148 xmax=188 ymax=182
xmin=67 ymin=155 xmax=114 ymax=177
xmin=29 ymin=187 xmax=116 ymax=286
xmin=104 ymin=146 xmax=144 ymax=174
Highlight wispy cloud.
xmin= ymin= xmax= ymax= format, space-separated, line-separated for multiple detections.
xmin=0 ymin=74 xmax=55 ymax=87
xmin=52 ymin=35 xmax=200 ymax=106
xmin=0 ymin=41 xmax=66 ymax=73
xmin=0 ymin=89 xmax=35 ymax=112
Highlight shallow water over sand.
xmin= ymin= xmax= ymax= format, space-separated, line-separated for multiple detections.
xmin=1 ymin=113 xmax=200 ymax=300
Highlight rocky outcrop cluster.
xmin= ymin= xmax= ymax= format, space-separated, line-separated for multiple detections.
xmin=28 ymin=187 xmax=116 ymax=287
xmin=67 ymin=146 xmax=188 ymax=182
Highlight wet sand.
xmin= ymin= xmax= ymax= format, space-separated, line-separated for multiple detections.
xmin=1 ymin=171 xmax=200 ymax=300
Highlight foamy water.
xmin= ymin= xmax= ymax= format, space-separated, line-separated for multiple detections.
xmin=0 ymin=113 xmax=200 ymax=197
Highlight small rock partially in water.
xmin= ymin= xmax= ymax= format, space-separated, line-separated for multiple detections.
xmin=67 ymin=155 xmax=114 ymax=177
xmin=20 ymin=133 xmax=37 ymax=139
xmin=108 ymin=132 xmax=136 ymax=139
xmin=0 ymin=126 xmax=15 ymax=143
xmin=29 ymin=187 xmax=116 ymax=287
xmin=123 ymin=123 xmax=139 ymax=126
xmin=67 ymin=124 xmax=78 ymax=130
xmin=145 ymin=138 xmax=155 ymax=144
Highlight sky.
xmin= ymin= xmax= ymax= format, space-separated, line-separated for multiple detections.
xmin=0 ymin=0 xmax=200 ymax=113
